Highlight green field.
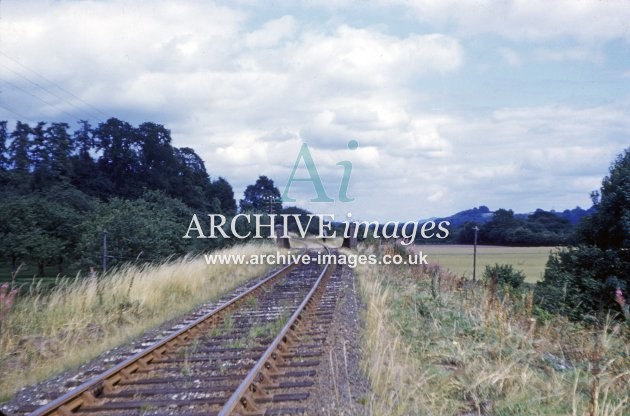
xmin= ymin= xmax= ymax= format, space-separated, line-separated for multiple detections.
xmin=413 ymin=244 xmax=557 ymax=283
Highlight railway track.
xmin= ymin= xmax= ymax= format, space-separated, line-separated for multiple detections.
xmin=24 ymin=247 xmax=344 ymax=416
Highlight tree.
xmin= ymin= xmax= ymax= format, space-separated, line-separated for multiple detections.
xmin=173 ymin=147 xmax=213 ymax=210
xmin=94 ymin=118 xmax=141 ymax=197
xmin=0 ymin=189 xmax=88 ymax=275
xmin=211 ymin=177 xmax=237 ymax=215
xmin=47 ymin=122 xmax=73 ymax=180
xmin=280 ymin=206 xmax=321 ymax=235
xmin=528 ymin=209 xmax=571 ymax=234
xmin=536 ymin=148 xmax=630 ymax=320
xmin=0 ymin=117 xmax=242 ymax=276
xmin=8 ymin=121 xmax=32 ymax=173
xmin=239 ymin=175 xmax=282 ymax=213
xmin=136 ymin=122 xmax=177 ymax=192
xmin=70 ymin=120 xmax=113 ymax=198
xmin=467 ymin=208 xmax=572 ymax=246
xmin=483 ymin=263 xmax=526 ymax=291
xmin=480 ymin=209 xmax=523 ymax=245
xmin=455 ymin=221 xmax=480 ymax=244
xmin=536 ymin=246 xmax=620 ymax=320
xmin=30 ymin=122 xmax=50 ymax=181
xmin=0 ymin=121 xmax=8 ymax=170
xmin=73 ymin=120 xmax=94 ymax=158
xmin=75 ymin=191 xmax=196 ymax=270
xmin=579 ymin=149 xmax=630 ymax=250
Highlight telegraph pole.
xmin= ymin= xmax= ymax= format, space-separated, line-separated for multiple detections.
xmin=262 ymin=195 xmax=278 ymax=239
xmin=264 ymin=194 xmax=278 ymax=215
xmin=102 ymin=228 xmax=108 ymax=274
xmin=472 ymin=226 xmax=479 ymax=282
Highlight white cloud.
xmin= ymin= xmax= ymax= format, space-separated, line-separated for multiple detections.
xmin=290 ymin=27 xmax=462 ymax=89
xmin=428 ymin=190 xmax=444 ymax=202
xmin=245 ymin=15 xmax=297 ymax=48
xmin=0 ymin=1 xmax=627 ymax=221
xmin=433 ymin=104 xmax=629 ymax=214
xmin=389 ymin=0 xmax=630 ymax=42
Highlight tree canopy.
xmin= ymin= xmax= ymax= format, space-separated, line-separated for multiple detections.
xmin=577 ymin=149 xmax=630 ymax=250
xmin=0 ymin=118 xmax=238 ymax=275
xmin=535 ymin=147 xmax=630 ymax=320
xmin=453 ymin=208 xmax=574 ymax=246
xmin=239 ymin=175 xmax=283 ymax=214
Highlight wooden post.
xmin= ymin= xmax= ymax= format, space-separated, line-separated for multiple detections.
xmin=342 ymin=223 xmax=357 ymax=249
xmin=275 ymin=224 xmax=290 ymax=249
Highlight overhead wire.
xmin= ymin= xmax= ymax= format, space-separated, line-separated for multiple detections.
xmin=0 ymin=102 xmax=30 ymax=121
xmin=0 ymin=78 xmax=81 ymax=122
xmin=1 ymin=51 xmax=109 ymax=118
xmin=0 ymin=61 xmax=102 ymax=121
xmin=0 ymin=50 xmax=109 ymax=122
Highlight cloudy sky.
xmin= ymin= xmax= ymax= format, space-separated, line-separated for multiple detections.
xmin=1 ymin=1 xmax=629 ymax=222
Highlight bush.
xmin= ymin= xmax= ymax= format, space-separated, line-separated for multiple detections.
xmin=483 ymin=263 xmax=525 ymax=289
xmin=534 ymin=246 xmax=625 ymax=320
xmin=535 ymin=148 xmax=630 ymax=322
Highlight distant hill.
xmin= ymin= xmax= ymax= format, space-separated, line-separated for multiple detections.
xmin=435 ymin=205 xmax=595 ymax=227
xmin=554 ymin=206 xmax=597 ymax=224
xmin=432 ymin=205 xmax=493 ymax=227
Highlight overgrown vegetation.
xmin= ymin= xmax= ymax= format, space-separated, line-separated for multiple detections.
xmin=0 ymin=119 xmax=299 ymax=277
xmin=0 ymin=118 xmax=240 ymax=275
xmin=0 ymin=242 xmax=280 ymax=401
xmin=453 ymin=208 xmax=577 ymax=246
xmin=536 ymin=148 xmax=629 ymax=321
xmin=351 ymin=204 xmax=585 ymax=247
xmin=355 ymin=243 xmax=629 ymax=416
xmin=0 ymin=119 xmax=236 ymax=212
xmin=483 ymin=263 xmax=526 ymax=289
xmin=247 ymin=310 xmax=290 ymax=342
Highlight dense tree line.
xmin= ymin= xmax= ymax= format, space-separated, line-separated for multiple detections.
xmin=535 ymin=148 xmax=629 ymax=321
xmin=0 ymin=118 xmax=237 ymax=275
xmin=452 ymin=208 xmax=575 ymax=246
xmin=0 ymin=119 xmax=235 ymax=213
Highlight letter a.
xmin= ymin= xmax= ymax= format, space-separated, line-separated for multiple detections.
xmin=282 ymin=143 xmax=334 ymax=202
xmin=183 ymin=214 xmax=207 ymax=238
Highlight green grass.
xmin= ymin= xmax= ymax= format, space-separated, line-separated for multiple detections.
xmin=247 ymin=310 xmax=290 ymax=341
xmin=0 ymin=277 xmax=60 ymax=295
xmin=0 ymin=242 xmax=284 ymax=401
xmin=0 ymin=261 xmax=80 ymax=282
xmin=354 ymin=243 xmax=630 ymax=416
xmin=413 ymin=244 xmax=556 ymax=282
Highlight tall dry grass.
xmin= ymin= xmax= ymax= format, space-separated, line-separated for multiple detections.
xmin=0 ymin=242 xmax=282 ymax=400
xmin=354 ymin=243 xmax=629 ymax=416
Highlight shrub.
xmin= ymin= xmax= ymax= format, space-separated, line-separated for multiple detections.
xmin=534 ymin=246 xmax=625 ymax=321
xmin=538 ymin=148 xmax=630 ymax=322
xmin=483 ymin=263 xmax=525 ymax=289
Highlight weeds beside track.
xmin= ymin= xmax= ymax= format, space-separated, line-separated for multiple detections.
xmin=0 ymin=243 xmax=281 ymax=401
xmin=356 ymin=243 xmax=629 ymax=416
xmin=16 ymin=247 xmax=351 ymax=416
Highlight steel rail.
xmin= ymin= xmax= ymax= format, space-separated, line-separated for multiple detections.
xmin=29 ymin=251 xmax=305 ymax=416
xmin=218 ymin=245 xmax=334 ymax=415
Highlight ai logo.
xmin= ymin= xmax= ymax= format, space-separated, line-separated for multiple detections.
xmin=282 ymin=140 xmax=358 ymax=203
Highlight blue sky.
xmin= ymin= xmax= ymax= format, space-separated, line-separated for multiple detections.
xmin=1 ymin=1 xmax=629 ymax=222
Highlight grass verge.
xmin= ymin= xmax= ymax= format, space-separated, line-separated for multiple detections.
xmin=412 ymin=244 xmax=554 ymax=283
xmin=355 ymin=243 xmax=629 ymax=415
xmin=0 ymin=242 xmax=282 ymax=401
